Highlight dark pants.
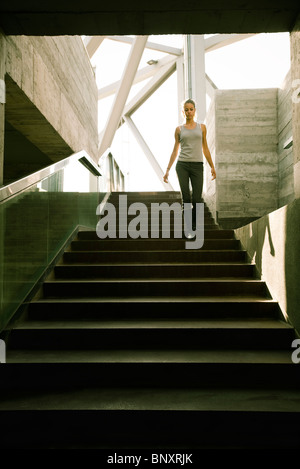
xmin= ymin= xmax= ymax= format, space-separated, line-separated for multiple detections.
xmin=176 ymin=161 xmax=204 ymax=228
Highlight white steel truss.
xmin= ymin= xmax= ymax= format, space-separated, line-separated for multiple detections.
xmin=84 ymin=33 xmax=256 ymax=189
xmin=124 ymin=115 xmax=174 ymax=191
xmin=97 ymin=35 xmax=149 ymax=158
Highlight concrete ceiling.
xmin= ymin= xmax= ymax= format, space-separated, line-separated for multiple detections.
xmin=5 ymin=75 xmax=73 ymax=162
xmin=0 ymin=1 xmax=299 ymax=35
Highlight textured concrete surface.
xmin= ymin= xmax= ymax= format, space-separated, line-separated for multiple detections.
xmin=206 ymin=88 xmax=279 ymax=228
xmin=278 ymin=70 xmax=295 ymax=206
xmin=1 ymin=33 xmax=98 ymax=183
xmin=1 ymin=387 xmax=300 ymax=412
xmin=0 ymin=34 xmax=5 ymax=185
xmin=291 ymin=15 xmax=300 ymax=197
xmin=235 ymin=197 xmax=300 ymax=336
xmin=205 ymin=16 xmax=300 ymax=226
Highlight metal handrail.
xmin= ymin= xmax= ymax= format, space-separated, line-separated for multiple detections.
xmin=0 ymin=150 xmax=101 ymax=203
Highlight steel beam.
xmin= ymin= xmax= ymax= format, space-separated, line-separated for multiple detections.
xmin=98 ymin=55 xmax=176 ymax=100
xmin=204 ymin=33 xmax=256 ymax=52
xmin=123 ymin=57 xmax=177 ymax=118
xmin=96 ymin=33 xmax=257 ymax=188
xmin=206 ymin=74 xmax=218 ymax=99
xmin=98 ymin=36 xmax=148 ymax=159
xmin=176 ymin=55 xmax=185 ymax=123
xmin=83 ymin=36 xmax=106 ymax=58
xmin=106 ymin=35 xmax=182 ymax=56
xmin=124 ymin=116 xmax=174 ymax=191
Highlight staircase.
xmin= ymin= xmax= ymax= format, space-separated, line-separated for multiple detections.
xmin=1 ymin=191 xmax=300 ymax=449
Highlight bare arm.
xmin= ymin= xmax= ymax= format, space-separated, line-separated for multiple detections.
xmin=201 ymin=124 xmax=216 ymax=180
xmin=163 ymin=126 xmax=180 ymax=183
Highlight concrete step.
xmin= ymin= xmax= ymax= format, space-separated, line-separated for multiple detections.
xmin=6 ymin=347 xmax=295 ymax=365
xmin=7 ymin=317 xmax=294 ymax=350
xmin=98 ymin=208 xmax=213 ymax=217
xmin=53 ymin=263 xmax=256 ymax=279
xmin=70 ymin=238 xmax=241 ymax=251
xmin=0 ymin=404 xmax=298 ymax=449
xmin=26 ymin=298 xmax=282 ymax=321
xmin=103 ymin=202 xmax=211 ymax=211
xmin=108 ymin=191 xmax=182 ymax=196
xmin=42 ymin=278 xmax=270 ymax=298
xmin=95 ymin=226 xmax=221 ymax=236
xmin=96 ymin=215 xmax=217 ymax=225
xmin=78 ymin=229 xmax=232 ymax=241
xmin=1 ymin=385 xmax=300 ymax=412
xmin=1 ymin=357 xmax=299 ymax=390
xmin=63 ymin=249 xmax=248 ymax=264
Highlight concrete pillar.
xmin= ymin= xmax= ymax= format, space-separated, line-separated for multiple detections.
xmin=190 ymin=35 xmax=206 ymax=122
xmin=0 ymin=31 xmax=5 ymax=186
xmin=184 ymin=35 xmax=192 ymax=100
xmin=184 ymin=35 xmax=206 ymax=122
xmin=291 ymin=15 xmax=300 ymax=198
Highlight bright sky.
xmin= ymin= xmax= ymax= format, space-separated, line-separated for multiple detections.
xmin=91 ymin=33 xmax=291 ymax=192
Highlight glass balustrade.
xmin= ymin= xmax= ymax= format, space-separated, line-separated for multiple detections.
xmin=0 ymin=151 xmax=124 ymax=332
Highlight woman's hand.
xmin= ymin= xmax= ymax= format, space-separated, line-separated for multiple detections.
xmin=211 ymin=167 xmax=216 ymax=180
xmin=163 ymin=169 xmax=170 ymax=183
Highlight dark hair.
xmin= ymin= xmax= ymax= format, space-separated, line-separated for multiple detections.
xmin=184 ymin=99 xmax=196 ymax=108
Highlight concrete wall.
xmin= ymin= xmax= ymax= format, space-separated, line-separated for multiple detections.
xmin=207 ymin=88 xmax=279 ymax=229
xmin=204 ymin=13 xmax=300 ymax=226
xmin=291 ymin=15 xmax=300 ymax=199
xmin=0 ymin=32 xmax=98 ymax=185
xmin=0 ymin=34 xmax=5 ymax=184
xmin=235 ymin=198 xmax=300 ymax=336
xmin=208 ymin=22 xmax=300 ymax=336
xmin=204 ymin=97 xmax=216 ymax=219
xmin=278 ymin=70 xmax=294 ymax=206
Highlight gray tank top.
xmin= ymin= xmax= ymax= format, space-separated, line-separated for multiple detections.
xmin=178 ymin=123 xmax=203 ymax=162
